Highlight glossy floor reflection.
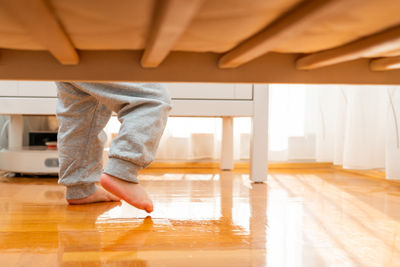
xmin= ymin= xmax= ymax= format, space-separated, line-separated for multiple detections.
xmin=1 ymin=170 xmax=400 ymax=266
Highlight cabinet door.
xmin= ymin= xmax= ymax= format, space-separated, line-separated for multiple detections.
xmin=18 ymin=82 xmax=57 ymax=97
xmin=0 ymin=81 xmax=19 ymax=96
xmin=168 ymin=83 xmax=252 ymax=100
xmin=233 ymin=84 xmax=253 ymax=100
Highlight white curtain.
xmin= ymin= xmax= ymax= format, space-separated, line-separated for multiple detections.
xmin=104 ymin=84 xmax=400 ymax=180
xmin=156 ymin=117 xmax=222 ymax=160
xmin=386 ymin=87 xmax=400 ymax=179
xmin=272 ymin=84 xmax=400 ymax=180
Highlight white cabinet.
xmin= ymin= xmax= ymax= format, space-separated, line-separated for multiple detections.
xmin=0 ymin=81 xmax=268 ymax=182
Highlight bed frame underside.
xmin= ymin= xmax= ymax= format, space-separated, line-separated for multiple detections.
xmin=1 ymin=0 xmax=400 ymax=84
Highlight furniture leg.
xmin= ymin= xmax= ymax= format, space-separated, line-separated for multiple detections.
xmin=220 ymin=117 xmax=234 ymax=170
xmin=8 ymin=115 xmax=23 ymax=149
xmin=250 ymin=85 xmax=269 ymax=183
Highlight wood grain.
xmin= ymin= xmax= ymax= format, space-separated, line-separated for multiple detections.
xmin=218 ymin=0 xmax=339 ymax=68
xmin=370 ymin=55 xmax=400 ymax=71
xmin=0 ymin=0 xmax=79 ymax=65
xmin=141 ymin=0 xmax=204 ymax=68
xmin=297 ymin=25 xmax=400 ymax=70
xmin=1 ymin=170 xmax=400 ymax=266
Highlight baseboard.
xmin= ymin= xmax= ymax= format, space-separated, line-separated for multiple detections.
xmin=143 ymin=161 xmax=394 ymax=182
xmin=146 ymin=161 xmax=333 ymax=169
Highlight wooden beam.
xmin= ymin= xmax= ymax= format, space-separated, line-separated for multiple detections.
xmin=297 ymin=25 xmax=400 ymax=70
xmin=1 ymin=50 xmax=400 ymax=84
xmin=370 ymin=56 xmax=400 ymax=71
xmin=0 ymin=0 xmax=79 ymax=65
xmin=141 ymin=0 xmax=204 ymax=68
xmin=218 ymin=0 xmax=340 ymax=69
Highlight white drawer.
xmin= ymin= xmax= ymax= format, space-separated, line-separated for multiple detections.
xmin=0 ymin=81 xmax=19 ymax=96
xmin=0 ymin=82 xmax=253 ymax=100
xmin=167 ymin=83 xmax=253 ymax=100
xmin=0 ymin=81 xmax=57 ymax=97
xmin=17 ymin=82 xmax=57 ymax=97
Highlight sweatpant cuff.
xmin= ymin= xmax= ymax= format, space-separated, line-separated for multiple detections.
xmin=66 ymin=183 xmax=97 ymax=200
xmin=104 ymin=158 xmax=140 ymax=183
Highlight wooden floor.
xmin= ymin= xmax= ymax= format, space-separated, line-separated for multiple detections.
xmin=1 ymin=169 xmax=400 ymax=267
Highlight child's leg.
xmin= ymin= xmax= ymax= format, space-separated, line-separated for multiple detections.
xmin=56 ymin=82 xmax=119 ymax=203
xmin=57 ymin=82 xmax=171 ymax=212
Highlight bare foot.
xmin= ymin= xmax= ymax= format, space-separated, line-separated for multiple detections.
xmin=100 ymin=173 xmax=154 ymax=213
xmin=67 ymin=185 xmax=121 ymax=205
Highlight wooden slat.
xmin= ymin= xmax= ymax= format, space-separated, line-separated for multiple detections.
xmin=370 ymin=56 xmax=400 ymax=71
xmin=0 ymin=0 xmax=79 ymax=65
xmin=141 ymin=0 xmax=204 ymax=68
xmin=297 ymin=25 xmax=400 ymax=70
xmin=218 ymin=0 xmax=340 ymax=69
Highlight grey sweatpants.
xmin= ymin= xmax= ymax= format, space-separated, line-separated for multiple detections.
xmin=56 ymin=82 xmax=171 ymax=200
